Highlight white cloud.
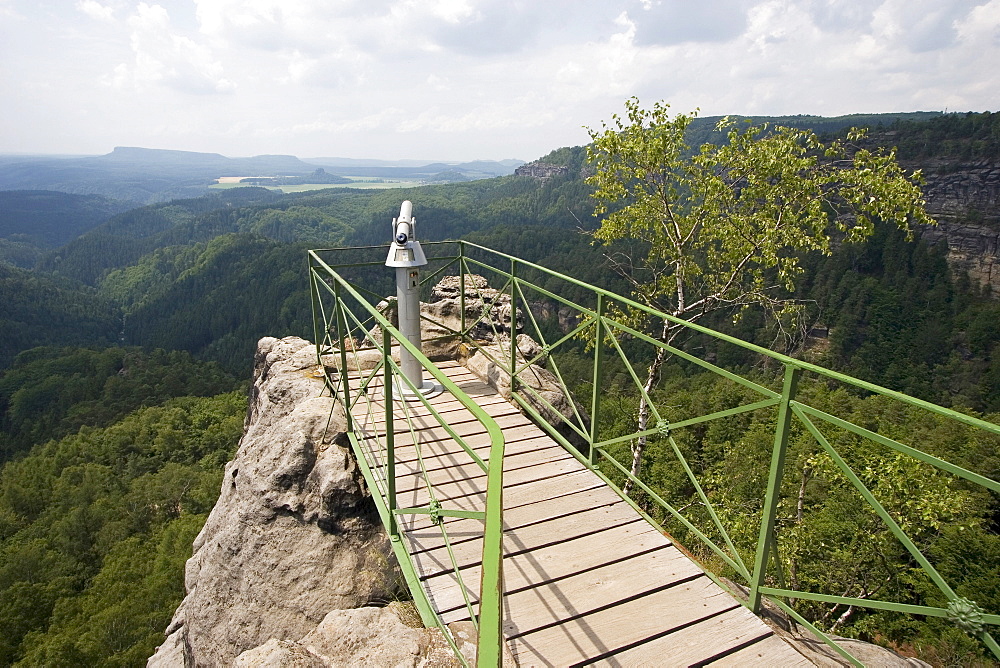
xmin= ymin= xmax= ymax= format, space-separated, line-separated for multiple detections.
xmin=957 ymin=0 xmax=1000 ymax=42
xmin=75 ymin=0 xmax=115 ymax=22
xmin=106 ymin=2 xmax=235 ymax=94
xmin=422 ymin=0 xmax=478 ymax=24
xmin=1 ymin=0 xmax=998 ymax=160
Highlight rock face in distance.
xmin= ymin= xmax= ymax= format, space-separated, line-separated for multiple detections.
xmin=913 ymin=158 xmax=1000 ymax=292
xmin=148 ymin=336 xmax=403 ymax=667
xmin=514 ymin=161 xmax=569 ymax=180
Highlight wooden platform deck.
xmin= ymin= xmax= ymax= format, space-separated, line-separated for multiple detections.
xmin=348 ymin=359 xmax=812 ymax=667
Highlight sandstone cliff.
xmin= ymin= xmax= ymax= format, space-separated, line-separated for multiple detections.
xmin=148 ymin=336 xmax=462 ymax=667
xmin=914 ymin=158 xmax=1000 ymax=291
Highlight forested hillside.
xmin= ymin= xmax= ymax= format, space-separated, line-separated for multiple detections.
xmin=0 ymin=191 xmax=136 ymax=268
xmin=0 ymin=265 xmax=120 ymax=369
xmin=1 ymin=111 xmax=998 ymax=665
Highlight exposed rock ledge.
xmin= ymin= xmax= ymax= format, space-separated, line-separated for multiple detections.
xmin=148 ymin=336 xmax=464 ymax=667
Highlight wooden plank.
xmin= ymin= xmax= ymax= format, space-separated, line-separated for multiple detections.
xmin=394 ymin=456 xmax=593 ymax=511
xmin=501 ymin=551 xmax=712 ymax=637
xmin=407 ymin=492 xmax=641 ymax=562
xmin=386 ymin=468 xmax=609 ymax=523
xmin=400 ymin=469 xmax=618 ymax=535
xmin=361 ymin=395 xmax=520 ymax=427
xmin=398 ymin=436 xmax=572 ymax=471
xmin=589 ymin=603 xmax=810 ymax=667
xmin=401 ymin=481 xmax=629 ymax=545
xmin=384 ymin=443 xmax=574 ymax=490
xmin=409 ymin=504 xmax=646 ymax=581
xmin=703 ymin=632 xmax=813 ymax=667
xmin=507 ymin=573 xmax=736 ymax=667
xmin=387 ymin=435 xmax=572 ymax=471
xmin=427 ymin=522 xmax=676 ymax=619
xmin=346 ymin=368 xmax=494 ymax=396
xmin=353 ymin=422 xmax=547 ymax=469
xmin=381 ymin=422 xmax=557 ymax=467
xmin=354 ymin=412 xmax=533 ymax=452
xmin=383 ymin=441 xmax=578 ymax=495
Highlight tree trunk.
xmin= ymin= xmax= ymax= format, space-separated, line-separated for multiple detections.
xmin=623 ymin=319 xmax=671 ymax=496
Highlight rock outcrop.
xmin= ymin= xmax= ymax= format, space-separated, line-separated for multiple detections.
xmin=374 ymin=274 xmax=524 ymax=363
xmin=913 ymin=158 xmax=1000 ymax=291
xmin=231 ymin=604 xmax=474 ymax=668
xmin=376 ymin=274 xmax=587 ymax=444
xmin=148 ymin=336 xmax=452 ymax=667
xmin=514 ymin=161 xmax=569 ymax=180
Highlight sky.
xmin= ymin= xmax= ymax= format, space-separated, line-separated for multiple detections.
xmin=1 ymin=0 xmax=998 ymax=162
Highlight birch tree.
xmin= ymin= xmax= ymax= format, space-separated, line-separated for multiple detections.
xmin=585 ymin=98 xmax=933 ymax=491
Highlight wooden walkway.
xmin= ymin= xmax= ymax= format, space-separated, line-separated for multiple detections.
xmin=349 ymin=360 xmax=812 ymax=667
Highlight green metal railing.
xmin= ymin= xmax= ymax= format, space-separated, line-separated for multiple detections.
xmin=309 ymin=241 xmax=1000 ymax=667
xmin=308 ymin=249 xmax=505 ymax=667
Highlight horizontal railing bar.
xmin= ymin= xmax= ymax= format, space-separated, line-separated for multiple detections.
xmin=759 ymin=587 xmax=1000 ymax=623
xmin=455 ymin=242 xmax=1000 ymax=434
xmin=595 ymin=398 xmax=784 ymax=450
xmin=395 ymin=507 xmax=487 ymax=520
xmin=794 ymin=403 xmax=1000 ymax=493
xmin=460 ymin=256 xmax=598 ymax=319
xmin=602 ymin=316 xmax=780 ymax=399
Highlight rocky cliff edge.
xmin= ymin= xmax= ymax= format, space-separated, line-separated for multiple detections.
xmin=148 ymin=336 xmax=465 ymax=667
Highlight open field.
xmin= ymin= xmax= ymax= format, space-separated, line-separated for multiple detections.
xmin=210 ymin=176 xmax=425 ymax=193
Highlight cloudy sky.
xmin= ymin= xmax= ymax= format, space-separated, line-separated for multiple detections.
xmin=1 ymin=0 xmax=998 ymax=162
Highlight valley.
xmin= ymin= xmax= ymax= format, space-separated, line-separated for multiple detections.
xmin=0 ymin=110 xmax=998 ymax=666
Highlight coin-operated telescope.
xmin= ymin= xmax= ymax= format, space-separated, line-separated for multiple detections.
xmin=385 ymin=201 xmax=441 ymax=399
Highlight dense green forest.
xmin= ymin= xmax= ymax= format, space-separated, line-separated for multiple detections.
xmin=0 ymin=111 xmax=998 ymax=665
xmin=0 ymin=347 xmax=237 ymax=462
xmin=0 ymin=391 xmax=244 ymax=666
xmin=885 ymin=111 xmax=1000 ymax=160
xmin=0 ymin=191 xmax=136 ymax=268
xmin=0 ymin=265 xmax=120 ymax=369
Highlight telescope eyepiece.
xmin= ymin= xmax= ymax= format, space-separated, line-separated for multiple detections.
xmin=396 ymin=232 xmax=408 ymax=244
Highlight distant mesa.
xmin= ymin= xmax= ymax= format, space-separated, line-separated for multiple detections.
xmin=515 ymin=162 xmax=569 ymax=180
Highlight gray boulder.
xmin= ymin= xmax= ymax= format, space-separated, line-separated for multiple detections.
xmin=148 ymin=336 xmax=401 ymax=667
xmin=232 ymin=603 xmax=491 ymax=668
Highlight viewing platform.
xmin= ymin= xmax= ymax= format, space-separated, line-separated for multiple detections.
xmin=311 ymin=240 xmax=1000 ymax=667
xmin=348 ymin=359 xmax=812 ymax=666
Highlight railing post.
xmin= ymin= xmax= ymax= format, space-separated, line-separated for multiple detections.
xmin=477 ymin=431 xmax=505 ymax=668
xmin=589 ymin=294 xmax=606 ymax=466
xmin=509 ymin=259 xmax=518 ymax=395
xmin=383 ymin=326 xmax=398 ymax=538
xmin=308 ymin=257 xmax=323 ymax=364
xmin=750 ymin=363 xmax=801 ymax=613
xmin=334 ymin=281 xmax=353 ymax=434
xmin=459 ymin=243 xmax=467 ymax=338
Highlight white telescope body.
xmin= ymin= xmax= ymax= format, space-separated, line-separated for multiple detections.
xmin=385 ymin=200 xmax=441 ymax=400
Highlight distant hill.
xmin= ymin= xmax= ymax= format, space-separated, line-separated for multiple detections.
xmin=0 ymin=191 xmax=135 ymax=246
xmin=0 ymin=190 xmax=137 ymax=267
xmin=535 ymin=111 xmax=950 ymax=170
xmin=93 ymin=147 xmax=320 ymax=175
xmin=0 ymin=148 xmax=327 ymax=203
xmin=304 ymin=157 xmax=523 ymax=180
xmin=686 ymin=111 xmax=945 ymax=143
xmin=0 ymin=148 xmax=525 ymax=202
